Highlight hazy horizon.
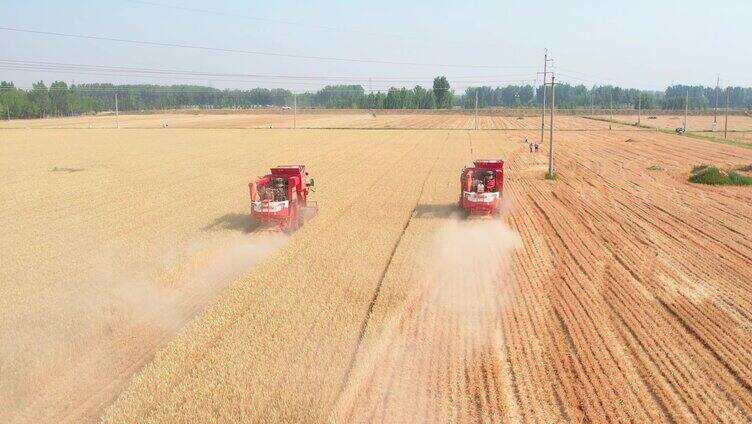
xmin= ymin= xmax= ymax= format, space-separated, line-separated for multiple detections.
xmin=2 ymin=0 xmax=750 ymax=92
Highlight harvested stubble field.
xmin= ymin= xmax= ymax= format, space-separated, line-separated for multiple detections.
xmin=724 ymin=131 xmax=752 ymax=144
xmin=1 ymin=118 xmax=752 ymax=423
xmin=335 ymin=130 xmax=752 ymax=422
xmin=0 ymin=111 xmax=634 ymax=130
xmin=594 ymin=114 xmax=752 ymax=144
xmin=593 ymin=114 xmax=752 ymax=131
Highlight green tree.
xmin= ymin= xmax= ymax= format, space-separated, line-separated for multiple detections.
xmin=0 ymin=81 xmax=33 ymax=117
xmin=49 ymin=81 xmax=71 ymax=115
xmin=433 ymin=76 xmax=452 ymax=108
xmin=29 ymin=81 xmax=51 ymax=117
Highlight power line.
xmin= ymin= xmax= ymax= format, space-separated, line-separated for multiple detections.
xmin=0 ymin=84 xmax=504 ymax=94
xmin=0 ymin=65 xmax=361 ymax=87
xmin=0 ymin=59 xmax=536 ymax=84
xmin=0 ymin=26 xmax=537 ymax=70
xmin=8 ymin=60 xmax=740 ymax=98
xmin=0 ymin=74 xmax=532 ymax=93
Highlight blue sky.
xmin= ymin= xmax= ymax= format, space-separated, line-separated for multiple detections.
xmin=1 ymin=0 xmax=750 ymax=91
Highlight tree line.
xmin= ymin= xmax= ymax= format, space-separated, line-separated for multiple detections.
xmin=1 ymin=77 xmax=751 ymax=119
xmin=308 ymin=78 xmax=452 ymax=109
xmin=461 ymin=84 xmax=752 ymax=110
xmin=0 ymin=77 xmax=452 ymax=117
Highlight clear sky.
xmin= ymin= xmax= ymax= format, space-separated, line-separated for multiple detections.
xmin=1 ymin=0 xmax=750 ymax=92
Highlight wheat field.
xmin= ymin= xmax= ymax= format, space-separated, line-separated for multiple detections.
xmin=594 ymin=114 xmax=752 ymax=132
xmin=2 ymin=116 xmax=752 ymax=423
xmin=0 ymin=111 xmax=635 ymax=130
xmin=592 ymin=114 xmax=752 ymax=145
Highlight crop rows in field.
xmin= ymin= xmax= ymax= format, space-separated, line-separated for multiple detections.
xmin=0 ymin=112 xmax=636 ymax=130
xmin=333 ymin=133 xmax=521 ymax=422
xmin=502 ymin=131 xmax=752 ymax=422
xmin=332 ymin=130 xmax=752 ymax=422
xmin=593 ymin=114 xmax=752 ymax=131
xmin=101 ymin=127 xmax=752 ymax=423
xmin=3 ymin=123 xmax=751 ymax=422
xmin=102 ymin=129 xmax=467 ymax=422
xmin=592 ymin=114 xmax=752 ymax=145
xmin=0 ymin=129 xmax=445 ymax=422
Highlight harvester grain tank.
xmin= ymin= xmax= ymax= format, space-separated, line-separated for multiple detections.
xmin=459 ymin=160 xmax=505 ymax=215
xmin=249 ymin=165 xmax=318 ymax=232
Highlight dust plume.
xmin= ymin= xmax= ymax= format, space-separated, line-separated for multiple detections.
xmin=0 ymin=232 xmax=287 ymax=423
xmin=334 ymin=217 xmax=520 ymax=422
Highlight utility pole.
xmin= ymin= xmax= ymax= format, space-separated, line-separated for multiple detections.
xmin=637 ymin=94 xmax=642 ymax=126
xmin=474 ymin=90 xmax=479 ymax=130
xmin=713 ymin=75 xmax=719 ymax=131
xmin=115 ymin=93 xmax=119 ymax=129
xmin=684 ymin=89 xmax=689 ymax=131
xmin=293 ymin=93 xmax=297 ymax=129
xmin=548 ymin=74 xmax=556 ymax=178
xmin=724 ymin=86 xmax=730 ymax=139
xmin=540 ymin=49 xmax=552 ymax=144
xmin=609 ymin=90 xmax=613 ymax=130
xmin=590 ymin=93 xmax=594 ymax=116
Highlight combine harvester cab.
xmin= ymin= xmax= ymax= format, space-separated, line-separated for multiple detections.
xmin=249 ymin=165 xmax=318 ymax=232
xmin=459 ymin=159 xmax=505 ymax=216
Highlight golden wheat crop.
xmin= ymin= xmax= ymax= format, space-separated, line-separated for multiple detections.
xmin=0 ymin=111 xmax=629 ymax=130
xmin=2 ymin=117 xmax=752 ymax=423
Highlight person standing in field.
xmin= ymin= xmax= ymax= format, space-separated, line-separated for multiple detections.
xmin=529 ymin=142 xmax=534 ymax=153
xmin=534 ymin=143 xmax=539 ymax=153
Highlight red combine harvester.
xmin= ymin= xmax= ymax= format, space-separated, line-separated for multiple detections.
xmin=249 ymin=165 xmax=318 ymax=232
xmin=459 ymin=160 xmax=505 ymax=216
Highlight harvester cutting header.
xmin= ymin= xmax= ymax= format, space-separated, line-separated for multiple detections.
xmin=249 ymin=165 xmax=318 ymax=232
xmin=459 ymin=159 xmax=505 ymax=215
